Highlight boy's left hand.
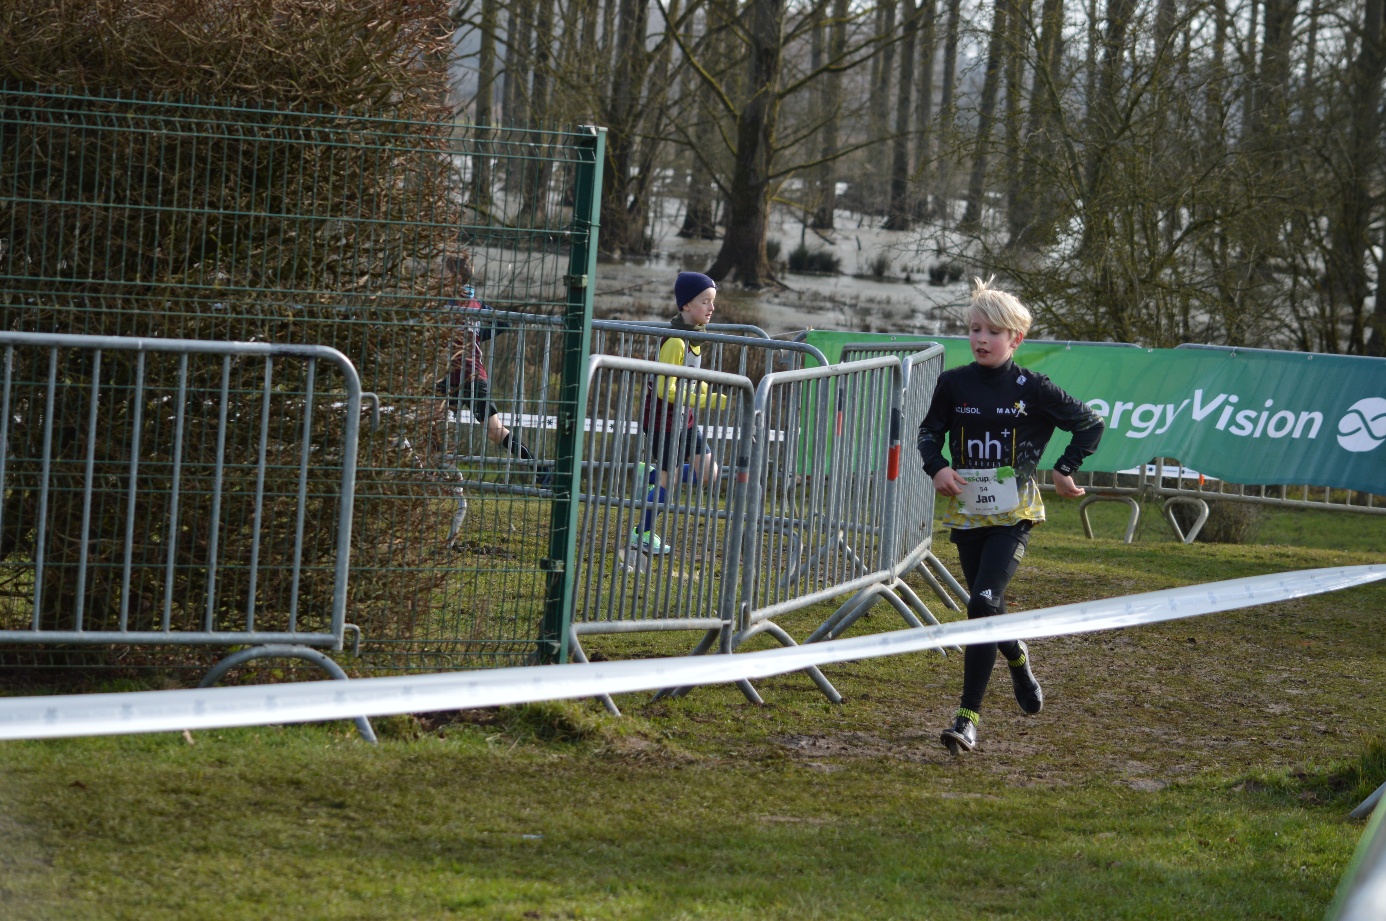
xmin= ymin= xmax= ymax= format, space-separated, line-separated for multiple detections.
xmin=1051 ymin=471 xmax=1085 ymax=499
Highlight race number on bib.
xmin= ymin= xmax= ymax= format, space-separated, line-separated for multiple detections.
xmin=956 ymin=466 xmax=1020 ymax=515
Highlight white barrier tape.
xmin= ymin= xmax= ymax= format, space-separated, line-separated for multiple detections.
xmin=0 ymin=565 xmax=1381 ymax=741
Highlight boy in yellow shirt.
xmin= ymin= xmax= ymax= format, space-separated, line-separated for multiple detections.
xmin=633 ymin=272 xmax=726 ymax=554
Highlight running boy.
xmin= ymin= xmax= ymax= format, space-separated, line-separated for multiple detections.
xmin=632 ymin=271 xmax=727 ymax=555
xmin=433 ymin=253 xmax=546 ymax=479
xmin=917 ymin=277 xmax=1104 ymax=754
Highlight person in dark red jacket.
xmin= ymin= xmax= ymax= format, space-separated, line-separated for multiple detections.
xmin=917 ymin=277 xmax=1104 ymax=754
xmin=433 ymin=253 xmax=545 ymax=479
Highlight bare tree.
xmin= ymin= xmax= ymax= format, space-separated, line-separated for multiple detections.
xmin=911 ymin=0 xmax=938 ymax=219
xmin=884 ymin=0 xmax=920 ymax=229
xmin=707 ymin=0 xmax=787 ymax=284
xmin=960 ymin=0 xmax=1011 ymax=230
xmin=932 ymin=0 xmax=963 ymax=221
xmin=1331 ymin=0 xmax=1385 ymax=353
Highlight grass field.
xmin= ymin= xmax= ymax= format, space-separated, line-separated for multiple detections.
xmin=1 ymin=500 xmax=1383 ymax=920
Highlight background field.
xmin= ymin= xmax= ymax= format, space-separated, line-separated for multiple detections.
xmin=1 ymin=500 xmax=1383 ymax=920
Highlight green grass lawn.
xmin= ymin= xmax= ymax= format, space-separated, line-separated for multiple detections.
xmin=1 ymin=498 xmax=1384 ymax=920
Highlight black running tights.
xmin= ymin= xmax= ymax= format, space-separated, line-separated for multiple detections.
xmin=950 ymin=522 xmax=1032 ymax=714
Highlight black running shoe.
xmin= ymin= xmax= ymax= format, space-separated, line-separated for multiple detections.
xmin=1008 ymin=641 xmax=1043 ymax=715
xmin=941 ymin=715 xmax=977 ymax=754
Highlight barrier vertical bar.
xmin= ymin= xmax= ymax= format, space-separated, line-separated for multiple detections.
xmin=32 ymin=348 xmax=58 ymax=629
xmin=245 ymin=357 xmax=274 ymax=632
xmin=119 ymin=352 xmax=146 ymax=633
xmin=288 ymin=358 xmax=317 ymax=633
xmin=540 ymin=125 xmax=605 ymax=665
xmin=0 ymin=347 xmax=11 ymax=559
xmin=161 ymin=354 xmax=189 ymax=633
xmin=74 ymin=350 xmax=102 ymax=631
xmin=203 ymin=355 xmax=232 ymax=632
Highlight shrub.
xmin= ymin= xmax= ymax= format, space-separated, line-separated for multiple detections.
xmin=765 ymin=238 xmax=782 ymax=262
xmin=1170 ymin=500 xmax=1263 ymax=544
xmin=788 ymin=245 xmax=842 ymax=274
xmin=0 ymin=0 xmax=462 ymax=649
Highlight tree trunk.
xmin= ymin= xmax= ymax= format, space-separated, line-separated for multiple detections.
xmin=626 ymin=0 xmax=681 ymax=254
xmin=503 ymin=0 xmax=532 ymax=127
xmin=679 ymin=4 xmax=720 ymax=239
xmin=1009 ymin=0 xmax=1063 ymax=246
xmin=1252 ymin=0 xmax=1297 ymax=137
xmin=1333 ymin=0 xmax=1384 ymax=353
xmin=520 ymin=0 xmax=554 ymax=225
xmin=960 ymin=0 xmax=1010 ymax=230
xmin=811 ymin=0 xmax=850 ymax=229
xmin=1001 ymin=0 xmax=1030 ymax=237
xmin=1084 ymin=0 xmax=1134 ymax=211
xmin=707 ymin=0 xmax=785 ymax=287
xmin=1241 ymin=0 xmax=1259 ymax=138
xmin=1301 ymin=0 xmax=1320 ymax=121
xmin=1083 ymin=0 xmax=1099 ymax=122
xmin=911 ymin=0 xmax=937 ymax=220
xmin=867 ymin=0 xmax=897 ymax=211
xmin=884 ymin=0 xmax=919 ymax=229
xmin=1205 ymin=0 xmax=1227 ymax=142
xmin=933 ymin=0 xmax=962 ymax=221
xmin=1081 ymin=0 xmax=1136 ymax=340
xmin=471 ymin=0 xmax=497 ymax=215
xmin=600 ymin=0 xmax=651 ymax=256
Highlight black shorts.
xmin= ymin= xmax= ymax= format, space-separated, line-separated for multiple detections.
xmin=440 ymin=377 xmax=500 ymax=424
xmin=648 ymin=425 xmax=708 ymax=473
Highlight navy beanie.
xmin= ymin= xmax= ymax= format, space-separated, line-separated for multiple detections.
xmin=675 ymin=271 xmax=716 ymax=308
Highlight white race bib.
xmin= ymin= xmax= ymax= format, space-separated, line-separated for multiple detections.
xmin=956 ymin=467 xmax=1020 ymax=515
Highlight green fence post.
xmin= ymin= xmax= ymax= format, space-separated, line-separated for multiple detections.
xmin=539 ymin=125 xmax=606 ymax=665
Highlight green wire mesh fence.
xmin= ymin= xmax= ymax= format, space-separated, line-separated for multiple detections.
xmin=0 ymin=85 xmax=604 ymax=672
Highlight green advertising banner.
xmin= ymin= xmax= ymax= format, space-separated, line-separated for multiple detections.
xmin=805 ymin=331 xmax=1386 ymax=495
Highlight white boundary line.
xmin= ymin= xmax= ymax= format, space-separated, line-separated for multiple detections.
xmin=0 ymin=565 xmax=1381 ymax=741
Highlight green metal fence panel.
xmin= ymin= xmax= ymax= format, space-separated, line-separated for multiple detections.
xmin=0 ymin=86 xmax=603 ymax=671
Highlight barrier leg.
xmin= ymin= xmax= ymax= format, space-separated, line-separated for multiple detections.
xmin=653 ymin=628 xmax=721 ymax=701
xmin=894 ymin=579 xmax=943 ymax=628
xmin=805 ymin=584 xmax=881 ymax=643
xmin=732 ymin=622 xmax=841 ymax=704
xmin=568 ymin=629 xmax=621 ymax=716
xmin=735 ymin=679 xmax=766 ymax=706
xmin=821 ymin=588 xmax=891 ymax=640
xmin=925 ymin=552 xmax=970 ymax=606
xmin=1078 ymin=494 xmax=1140 ymax=543
xmin=912 ymin=560 xmax=964 ymax=613
xmin=1162 ymin=497 xmax=1209 ymax=544
xmin=781 ymin=533 xmax=831 ymax=591
xmin=1350 ymin=781 xmax=1386 ymax=820
xmin=198 ymin=645 xmax=376 ymax=743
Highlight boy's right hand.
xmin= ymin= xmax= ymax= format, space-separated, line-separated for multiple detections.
xmin=932 ymin=467 xmax=967 ymax=496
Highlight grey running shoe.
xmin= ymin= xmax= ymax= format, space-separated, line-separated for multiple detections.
xmin=1009 ymin=641 xmax=1043 ymax=714
xmin=941 ymin=714 xmax=977 ymax=754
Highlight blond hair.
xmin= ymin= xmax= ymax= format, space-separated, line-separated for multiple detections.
xmin=970 ymin=275 xmax=1032 ymax=335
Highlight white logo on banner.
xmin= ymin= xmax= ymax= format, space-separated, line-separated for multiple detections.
xmin=1336 ymin=398 xmax=1386 ymax=453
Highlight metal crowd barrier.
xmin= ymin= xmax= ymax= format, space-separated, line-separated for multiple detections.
xmin=570 ymin=356 xmax=755 ymax=713
xmin=568 ymin=332 xmax=951 ymax=707
xmin=0 ymin=331 xmax=376 ymax=739
xmin=566 ymin=324 xmax=835 ymax=712
xmin=426 ymin=313 xmax=818 ymax=519
xmin=1071 ymin=457 xmax=1386 ymax=545
xmin=1329 ymin=789 xmax=1386 ymax=921
xmin=804 ymin=342 xmax=966 ymax=643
